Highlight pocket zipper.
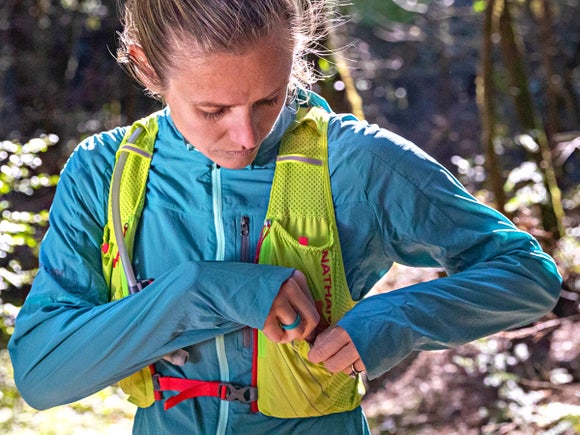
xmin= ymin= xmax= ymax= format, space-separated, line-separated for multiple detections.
xmin=240 ymin=215 xmax=250 ymax=263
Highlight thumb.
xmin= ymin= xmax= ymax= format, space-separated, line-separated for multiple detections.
xmin=307 ymin=327 xmax=344 ymax=364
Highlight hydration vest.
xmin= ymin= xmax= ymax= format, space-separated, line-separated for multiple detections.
xmin=101 ymin=105 xmax=365 ymax=418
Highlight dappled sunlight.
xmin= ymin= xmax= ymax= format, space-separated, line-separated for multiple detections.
xmin=0 ymin=349 xmax=135 ymax=434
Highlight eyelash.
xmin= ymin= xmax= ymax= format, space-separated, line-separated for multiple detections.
xmin=202 ymin=109 xmax=226 ymax=121
xmin=201 ymin=96 xmax=280 ymax=121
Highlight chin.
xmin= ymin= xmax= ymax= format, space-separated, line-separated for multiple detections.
xmin=216 ymin=149 xmax=259 ymax=169
xmin=217 ymin=158 xmax=254 ymax=170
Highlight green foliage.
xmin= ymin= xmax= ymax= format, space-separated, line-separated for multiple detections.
xmin=0 ymin=349 xmax=134 ymax=434
xmin=0 ymin=134 xmax=133 ymax=431
xmin=553 ymin=224 xmax=580 ymax=274
xmin=349 ymin=0 xmax=428 ymax=26
xmin=0 ymin=136 xmax=59 ymax=343
xmin=459 ymin=338 xmax=580 ymax=433
xmin=364 ymin=333 xmax=580 ymax=434
xmin=0 ymin=135 xmax=59 ymax=196
xmin=451 ymin=131 xmax=578 ymax=234
xmin=473 ymin=0 xmax=487 ymax=14
xmin=503 ymin=160 xmax=546 ymax=214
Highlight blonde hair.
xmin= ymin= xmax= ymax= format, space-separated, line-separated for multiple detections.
xmin=117 ymin=0 xmax=336 ymax=100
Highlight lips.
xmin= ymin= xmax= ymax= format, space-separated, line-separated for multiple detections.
xmin=215 ymin=147 xmax=260 ymax=169
xmin=224 ymin=147 xmax=259 ymax=156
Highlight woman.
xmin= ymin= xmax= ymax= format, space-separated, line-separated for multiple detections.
xmin=9 ymin=0 xmax=561 ymax=433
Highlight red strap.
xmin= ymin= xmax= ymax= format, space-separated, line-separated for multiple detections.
xmin=251 ymin=328 xmax=259 ymax=413
xmin=157 ymin=377 xmax=222 ymax=410
xmin=150 ymin=315 xmax=260 ymax=412
xmin=155 ymin=376 xmax=257 ymax=410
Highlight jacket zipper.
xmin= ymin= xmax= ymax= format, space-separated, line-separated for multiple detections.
xmin=241 ymin=215 xmax=253 ymax=349
xmin=212 ymin=164 xmax=229 ymax=435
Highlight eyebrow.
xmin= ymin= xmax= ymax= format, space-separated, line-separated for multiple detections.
xmin=192 ymin=87 xmax=284 ymax=108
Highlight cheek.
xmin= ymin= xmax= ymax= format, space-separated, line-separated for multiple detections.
xmin=172 ymin=111 xmax=222 ymax=147
xmin=258 ymin=104 xmax=285 ymax=134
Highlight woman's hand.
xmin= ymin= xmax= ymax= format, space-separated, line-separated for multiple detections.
xmin=307 ymin=326 xmax=366 ymax=375
xmin=262 ymin=270 xmax=320 ymax=343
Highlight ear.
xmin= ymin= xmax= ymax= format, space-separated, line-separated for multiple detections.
xmin=128 ymin=45 xmax=162 ymax=93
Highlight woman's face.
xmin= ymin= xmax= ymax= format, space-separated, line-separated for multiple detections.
xmin=162 ymin=31 xmax=294 ymax=169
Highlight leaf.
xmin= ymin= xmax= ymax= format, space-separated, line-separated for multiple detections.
xmin=473 ymin=0 xmax=487 ymax=14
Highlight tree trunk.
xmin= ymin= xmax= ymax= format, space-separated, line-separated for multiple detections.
xmin=537 ymin=0 xmax=560 ymax=144
xmin=477 ymin=0 xmax=508 ymax=214
xmin=311 ymin=21 xmax=365 ymax=120
xmin=497 ymin=0 xmax=564 ymax=238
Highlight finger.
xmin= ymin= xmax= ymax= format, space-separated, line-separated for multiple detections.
xmin=262 ymin=306 xmax=297 ymax=343
xmin=318 ymin=341 xmax=359 ymax=373
xmin=307 ymin=326 xmax=351 ymax=364
xmin=352 ymin=358 xmax=366 ymax=373
xmin=277 ymin=302 xmax=318 ymax=343
xmin=263 ymin=311 xmax=309 ymax=343
xmin=308 ymin=326 xmax=365 ymax=374
xmin=342 ymin=358 xmax=366 ymax=376
xmin=279 ymin=312 xmax=302 ymax=331
xmin=284 ymin=270 xmax=319 ymax=332
xmin=277 ymin=303 xmax=302 ymax=329
xmin=286 ymin=292 xmax=319 ymax=338
xmin=285 ymin=272 xmax=319 ymax=328
xmin=262 ymin=273 xmax=319 ymax=343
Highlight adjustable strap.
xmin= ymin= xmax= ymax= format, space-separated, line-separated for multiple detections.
xmin=153 ymin=375 xmax=258 ymax=410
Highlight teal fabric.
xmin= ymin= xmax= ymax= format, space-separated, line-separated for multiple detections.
xmin=9 ymin=95 xmax=561 ymax=434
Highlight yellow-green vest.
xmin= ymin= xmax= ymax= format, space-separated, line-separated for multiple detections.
xmin=101 ymin=106 xmax=364 ymax=418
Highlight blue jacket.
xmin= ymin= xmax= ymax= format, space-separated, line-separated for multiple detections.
xmin=9 ymin=96 xmax=561 ymax=434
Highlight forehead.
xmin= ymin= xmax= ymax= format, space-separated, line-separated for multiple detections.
xmin=169 ymin=24 xmax=294 ymax=67
xmin=165 ymin=30 xmax=295 ymax=103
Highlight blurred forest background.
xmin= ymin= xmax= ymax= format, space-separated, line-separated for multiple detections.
xmin=0 ymin=0 xmax=579 ymax=433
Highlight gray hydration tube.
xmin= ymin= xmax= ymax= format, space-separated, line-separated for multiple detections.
xmin=110 ymin=127 xmax=143 ymax=294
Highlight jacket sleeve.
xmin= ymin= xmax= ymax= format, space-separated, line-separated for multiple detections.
xmin=328 ymin=116 xmax=562 ymax=381
xmin=8 ymin=132 xmax=292 ymax=410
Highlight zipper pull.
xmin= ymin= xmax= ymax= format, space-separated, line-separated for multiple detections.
xmin=112 ymin=223 xmax=130 ymax=268
xmin=254 ymin=219 xmax=271 ymax=263
xmin=240 ymin=215 xmax=250 ymax=263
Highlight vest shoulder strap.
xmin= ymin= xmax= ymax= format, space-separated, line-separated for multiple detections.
xmin=102 ymin=113 xmax=159 ymax=301
xmin=267 ymin=106 xmax=332 ymax=223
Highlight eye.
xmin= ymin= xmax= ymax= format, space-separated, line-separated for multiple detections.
xmin=201 ymin=108 xmax=226 ymax=121
xmin=198 ymin=94 xmax=280 ymax=122
xmin=258 ymin=96 xmax=280 ymax=108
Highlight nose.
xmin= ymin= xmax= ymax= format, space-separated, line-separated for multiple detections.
xmin=228 ymin=110 xmax=259 ymax=149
